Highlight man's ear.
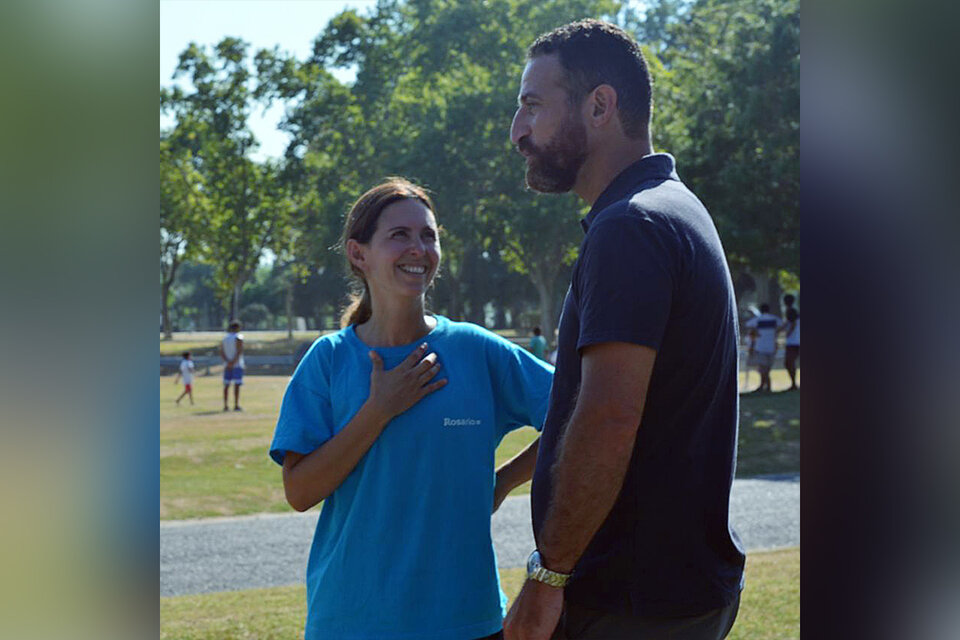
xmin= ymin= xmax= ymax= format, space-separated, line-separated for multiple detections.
xmin=588 ymin=84 xmax=619 ymax=128
xmin=346 ymin=239 xmax=366 ymax=272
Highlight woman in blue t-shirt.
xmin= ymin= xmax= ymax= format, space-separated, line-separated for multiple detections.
xmin=270 ymin=178 xmax=554 ymax=640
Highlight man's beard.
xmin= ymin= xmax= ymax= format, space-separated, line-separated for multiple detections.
xmin=520 ymin=113 xmax=588 ymax=193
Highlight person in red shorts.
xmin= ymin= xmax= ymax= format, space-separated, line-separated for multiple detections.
xmin=174 ymin=351 xmax=195 ymax=406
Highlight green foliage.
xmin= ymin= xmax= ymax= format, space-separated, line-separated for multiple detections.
xmin=161 ymin=0 xmax=799 ymax=329
xmin=777 ymin=269 xmax=800 ymax=294
xmin=648 ymin=0 xmax=799 ymax=274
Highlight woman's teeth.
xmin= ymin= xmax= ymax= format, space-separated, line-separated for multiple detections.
xmin=398 ymin=265 xmax=426 ymax=274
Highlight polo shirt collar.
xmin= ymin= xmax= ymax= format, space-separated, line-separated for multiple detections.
xmin=580 ymin=153 xmax=679 ymax=232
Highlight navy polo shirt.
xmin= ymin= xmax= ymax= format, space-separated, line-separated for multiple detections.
xmin=530 ymin=153 xmax=746 ymax=617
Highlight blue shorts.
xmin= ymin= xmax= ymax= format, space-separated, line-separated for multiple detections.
xmin=223 ymin=366 xmax=244 ymax=385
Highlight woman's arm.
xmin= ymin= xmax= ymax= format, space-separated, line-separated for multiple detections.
xmin=281 ymin=344 xmax=446 ymax=512
xmin=493 ymin=437 xmax=539 ymax=513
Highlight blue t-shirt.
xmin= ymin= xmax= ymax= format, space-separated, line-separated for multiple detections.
xmin=270 ymin=315 xmax=553 ymax=640
xmin=528 ymin=334 xmax=547 ymax=361
xmin=531 ymin=154 xmax=745 ymax=617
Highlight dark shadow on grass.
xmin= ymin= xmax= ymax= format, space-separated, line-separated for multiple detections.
xmin=746 ymin=472 xmax=800 ymax=482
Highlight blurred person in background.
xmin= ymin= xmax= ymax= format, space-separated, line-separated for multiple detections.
xmin=745 ymin=303 xmax=783 ymax=393
xmin=173 ymin=351 xmax=194 ymax=406
xmin=220 ymin=319 xmax=244 ymax=411
xmin=781 ymin=294 xmax=800 ymax=390
xmin=529 ymin=326 xmax=548 ymax=361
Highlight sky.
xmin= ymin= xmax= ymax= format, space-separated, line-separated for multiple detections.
xmin=160 ymin=0 xmax=380 ymax=160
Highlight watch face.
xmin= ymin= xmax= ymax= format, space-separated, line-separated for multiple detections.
xmin=527 ymin=550 xmax=540 ymax=574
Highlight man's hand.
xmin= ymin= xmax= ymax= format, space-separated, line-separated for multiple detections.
xmin=503 ymin=579 xmax=563 ymax=640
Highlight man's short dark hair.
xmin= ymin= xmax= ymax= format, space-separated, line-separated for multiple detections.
xmin=760 ymin=303 xmax=770 ymax=313
xmin=528 ymin=19 xmax=652 ymax=139
xmin=533 ymin=326 xmax=542 ymax=336
xmin=182 ymin=351 xmax=191 ymax=358
xmin=228 ymin=320 xmax=241 ymax=331
xmin=783 ymin=294 xmax=795 ymax=306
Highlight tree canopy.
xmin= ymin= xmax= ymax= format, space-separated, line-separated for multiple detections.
xmin=160 ymin=0 xmax=799 ymax=334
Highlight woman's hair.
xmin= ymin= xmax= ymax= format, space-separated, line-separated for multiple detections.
xmin=339 ymin=178 xmax=437 ymax=328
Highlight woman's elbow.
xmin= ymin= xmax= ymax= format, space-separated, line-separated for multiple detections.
xmin=282 ymin=474 xmax=324 ymax=512
xmin=284 ymin=486 xmax=321 ymax=512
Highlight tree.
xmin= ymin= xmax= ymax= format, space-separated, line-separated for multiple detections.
xmin=654 ymin=0 xmax=800 ymax=279
xmin=162 ymin=37 xmax=290 ymax=320
xmin=160 ymin=139 xmax=210 ymax=338
xmin=264 ymin=0 xmax=620 ymax=336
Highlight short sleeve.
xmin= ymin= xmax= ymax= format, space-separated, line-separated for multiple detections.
xmin=269 ymin=346 xmax=335 ymax=466
xmin=745 ymin=317 xmax=758 ymax=329
xmin=576 ymin=213 xmax=674 ymax=351
xmin=487 ymin=335 xmax=554 ymax=441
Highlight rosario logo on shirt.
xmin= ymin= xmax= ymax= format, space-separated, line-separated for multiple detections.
xmin=443 ymin=417 xmax=481 ymax=427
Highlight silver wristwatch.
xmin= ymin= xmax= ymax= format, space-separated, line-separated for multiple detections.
xmin=526 ymin=550 xmax=572 ymax=587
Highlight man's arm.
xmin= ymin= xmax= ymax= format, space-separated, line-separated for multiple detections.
xmin=504 ymin=341 xmax=654 ymax=640
xmin=537 ymin=341 xmax=654 ymax=572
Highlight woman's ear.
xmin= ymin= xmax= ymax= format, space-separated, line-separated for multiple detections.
xmin=346 ymin=239 xmax=366 ymax=272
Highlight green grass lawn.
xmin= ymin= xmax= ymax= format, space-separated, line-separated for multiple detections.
xmin=160 ymin=546 xmax=798 ymax=639
xmin=161 ymin=375 xmax=541 ymax=519
xmin=160 ymin=331 xmax=326 ymax=357
xmin=161 ymin=368 xmax=799 ymax=519
xmin=160 ymin=329 xmax=526 ymax=357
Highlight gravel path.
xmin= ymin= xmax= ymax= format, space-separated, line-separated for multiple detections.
xmin=161 ymin=474 xmax=798 ymax=597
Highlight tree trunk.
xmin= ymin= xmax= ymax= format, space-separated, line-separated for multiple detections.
xmin=535 ymin=276 xmax=556 ymax=347
xmin=286 ymin=276 xmax=294 ymax=340
xmin=161 ymin=280 xmax=173 ymax=339
xmin=231 ymin=282 xmax=242 ymax=321
xmin=160 ymin=250 xmax=180 ymax=339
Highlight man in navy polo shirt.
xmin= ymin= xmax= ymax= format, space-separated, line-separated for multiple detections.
xmin=504 ymin=20 xmax=745 ymax=640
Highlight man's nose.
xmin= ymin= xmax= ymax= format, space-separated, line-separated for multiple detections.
xmin=510 ymin=109 xmax=528 ymax=146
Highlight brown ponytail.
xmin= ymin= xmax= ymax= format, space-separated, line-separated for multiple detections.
xmin=340 ymin=284 xmax=373 ymax=328
xmin=338 ymin=178 xmax=437 ymax=329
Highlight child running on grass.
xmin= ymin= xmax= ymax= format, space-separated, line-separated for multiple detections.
xmin=173 ymin=351 xmax=195 ymax=406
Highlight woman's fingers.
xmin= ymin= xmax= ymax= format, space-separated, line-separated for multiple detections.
xmin=413 ymin=351 xmax=438 ymax=375
xmin=402 ymin=343 xmax=428 ymax=368
xmin=419 ymin=378 xmax=448 ymax=397
xmin=418 ymin=360 xmax=442 ymax=384
xmin=369 ymin=350 xmax=383 ymax=372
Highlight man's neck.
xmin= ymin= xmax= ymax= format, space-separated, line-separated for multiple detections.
xmin=574 ymin=138 xmax=653 ymax=206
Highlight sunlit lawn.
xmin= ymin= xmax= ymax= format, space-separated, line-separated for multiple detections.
xmin=161 ymin=365 xmax=798 ymax=519
xmin=160 ymin=329 xmax=526 ymax=357
xmin=160 ymin=546 xmax=798 ymax=639
xmin=161 ymin=374 xmax=541 ymax=520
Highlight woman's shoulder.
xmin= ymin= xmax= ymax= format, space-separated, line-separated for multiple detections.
xmin=298 ymin=327 xmax=359 ymax=364
xmin=435 ymin=318 xmax=527 ymax=359
xmin=436 ymin=317 xmax=507 ymax=344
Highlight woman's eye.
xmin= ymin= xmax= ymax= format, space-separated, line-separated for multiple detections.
xmin=391 ymin=230 xmax=407 ymax=238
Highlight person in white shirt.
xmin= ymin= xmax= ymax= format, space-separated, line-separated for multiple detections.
xmin=174 ymin=351 xmax=195 ymax=406
xmin=781 ymin=294 xmax=800 ymax=390
xmin=220 ymin=320 xmax=245 ymax=411
xmin=745 ymin=303 xmax=783 ymax=393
